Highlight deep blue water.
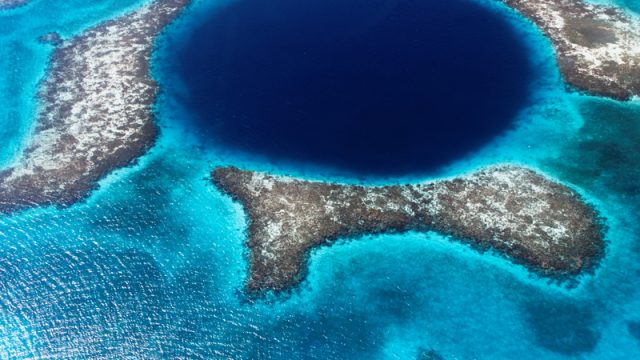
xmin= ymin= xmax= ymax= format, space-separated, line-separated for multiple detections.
xmin=174 ymin=0 xmax=534 ymax=175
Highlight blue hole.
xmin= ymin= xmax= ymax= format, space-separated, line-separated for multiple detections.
xmin=173 ymin=0 xmax=535 ymax=176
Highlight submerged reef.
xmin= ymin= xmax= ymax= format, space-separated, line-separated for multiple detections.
xmin=502 ymin=0 xmax=640 ymax=100
xmin=0 ymin=0 xmax=27 ymax=10
xmin=213 ymin=166 xmax=605 ymax=292
xmin=37 ymin=32 xmax=64 ymax=47
xmin=416 ymin=348 xmax=445 ymax=360
xmin=0 ymin=0 xmax=190 ymax=213
xmin=627 ymin=321 xmax=640 ymax=343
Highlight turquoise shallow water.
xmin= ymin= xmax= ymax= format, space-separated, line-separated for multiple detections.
xmin=1 ymin=0 xmax=640 ymax=358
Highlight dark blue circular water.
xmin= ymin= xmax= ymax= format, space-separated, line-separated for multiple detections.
xmin=173 ymin=0 xmax=534 ymax=176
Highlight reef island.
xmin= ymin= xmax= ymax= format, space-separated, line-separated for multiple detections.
xmin=502 ymin=0 xmax=640 ymax=100
xmin=0 ymin=0 xmax=191 ymax=213
xmin=213 ymin=166 xmax=604 ymax=292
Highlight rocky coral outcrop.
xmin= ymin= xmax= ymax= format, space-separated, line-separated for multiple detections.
xmin=0 ymin=0 xmax=191 ymax=213
xmin=213 ymin=166 xmax=605 ymax=292
xmin=502 ymin=0 xmax=640 ymax=100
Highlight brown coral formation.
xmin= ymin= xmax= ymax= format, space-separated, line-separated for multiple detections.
xmin=213 ymin=166 xmax=605 ymax=293
xmin=502 ymin=0 xmax=640 ymax=100
xmin=0 ymin=0 xmax=191 ymax=214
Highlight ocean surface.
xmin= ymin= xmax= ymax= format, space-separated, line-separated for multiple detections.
xmin=0 ymin=0 xmax=639 ymax=359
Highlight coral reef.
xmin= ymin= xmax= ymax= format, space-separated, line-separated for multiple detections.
xmin=0 ymin=0 xmax=191 ymax=213
xmin=213 ymin=166 xmax=604 ymax=292
xmin=503 ymin=0 xmax=640 ymax=99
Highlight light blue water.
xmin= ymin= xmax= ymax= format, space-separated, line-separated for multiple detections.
xmin=0 ymin=0 xmax=639 ymax=358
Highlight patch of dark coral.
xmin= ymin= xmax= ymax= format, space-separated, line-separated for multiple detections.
xmin=38 ymin=32 xmax=64 ymax=47
xmin=523 ymin=299 xmax=601 ymax=355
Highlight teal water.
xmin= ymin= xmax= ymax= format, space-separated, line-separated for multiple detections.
xmin=1 ymin=0 xmax=640 ymax=358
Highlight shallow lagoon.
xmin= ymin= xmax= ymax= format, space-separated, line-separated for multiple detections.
xmin=0 ymin=0 xmax=639 ymax=358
